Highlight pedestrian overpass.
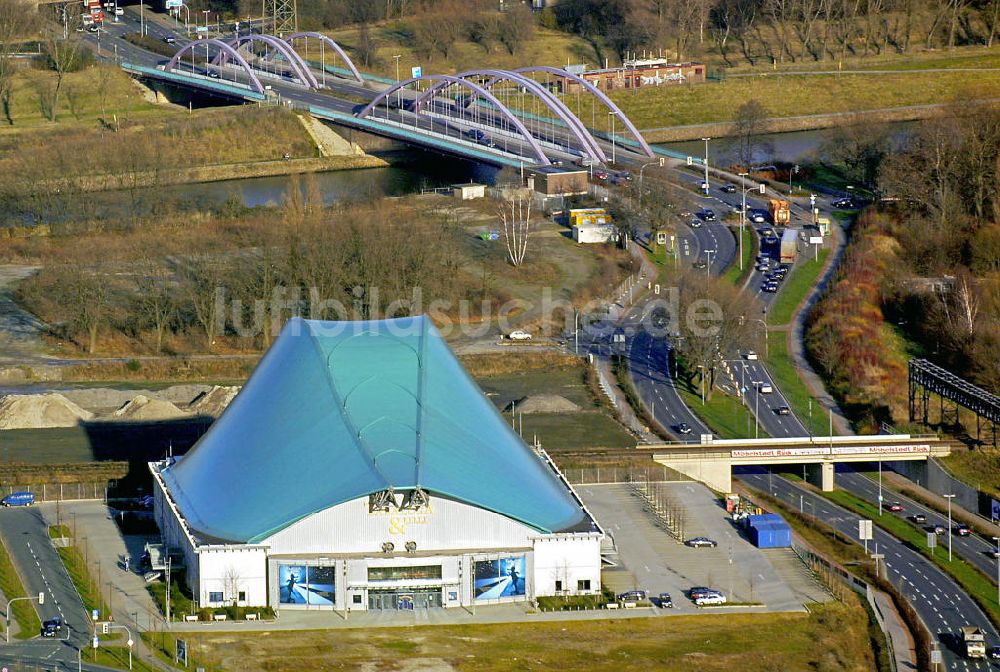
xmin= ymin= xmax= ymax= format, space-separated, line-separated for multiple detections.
xmin=651 ymin=434 xmax=951 ymax=493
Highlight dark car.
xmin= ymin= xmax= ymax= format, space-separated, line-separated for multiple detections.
xmin=689 ymin=218 xmax=703 ymax=229
xmin=593 ymin=169 xmax=609 ymax=181
xmin=618 ymin=590 xmax=647 ymax=602
xmin=163 ymin=35 xmax=176 ymax=44
xmin=957 ymin=523 xmax=971 ymax=536
xmin=762 ymin=282 xmax=779 ymax=293
xmin=700 ymin=209 xmax=716 ymax=222
xmin=720 ymin=184 xmax=736 ymax=193
xmin=675 ymin=422 xmax=692 ymax=435
xmin=207 ymin=70 xmax=220 ymax=79
xmin=932 ymin=524 xmax=946 ymax=535
xmin=41 ymin=617 xmax=62 ymax=637
xmin=833 ymin=197 xmax=856 ymax=209
xmin=692 ymin=260 xmax=708 ymax=270
xmin=989 ymin=646 xmax=1000 ymax=660
xmin=657 ymin=592 xmax=674 ymax=608
xmin=911 ymin=513 xmax=927 ymax=524
xmin=685 ymin=537 xmax=718 ymax=548
xmin=763 ymin=235 xmax=780 ymax=246
xmin=774 ymin=406 xmax=791 ymax=415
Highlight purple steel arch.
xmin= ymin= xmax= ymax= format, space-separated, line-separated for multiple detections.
xmin=216 ymin=34 xmax=319 ymax=89
xmin=514 ymin=66 xmax=654 ymax=158
xmin=284 ymin=32 xmax=363 ymax=84
xmin=414 ymin=69 xmax=607 ymax=164
xmin=165 ymin=39 xmax=266 ymax=94
xmin=358 ymin=75 xmax=550 ymax=165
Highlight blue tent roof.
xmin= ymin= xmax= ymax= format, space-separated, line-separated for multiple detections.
xmin=161 ymin=316 xmax=591 ymax=543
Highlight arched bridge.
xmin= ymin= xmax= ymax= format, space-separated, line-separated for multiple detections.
xmin=130 ymin=34 xmax=654 ymax=168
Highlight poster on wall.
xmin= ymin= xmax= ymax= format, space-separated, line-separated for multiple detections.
xmin=473 ymin=556 xmax=526 ymax=600
xmin=278 ymin=564 xmax=335 ymax=605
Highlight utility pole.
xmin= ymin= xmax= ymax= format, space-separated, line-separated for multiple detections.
xmin=944 ymin=494 xmax=955 ymax=561
xmin=738 ymin=172 xmax=749 ymax=270
xmin=701 ymin=137 xmax=711 ymax=193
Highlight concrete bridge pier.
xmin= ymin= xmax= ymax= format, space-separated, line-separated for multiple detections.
xmin=803 ymin=462 xmax=836 ymax=491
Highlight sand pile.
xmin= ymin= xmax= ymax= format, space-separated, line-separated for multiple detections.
xmin=507 ymin=394 xmax=581 ymax=414
xmin=0 ymin=393 xmax=94 ymax=429
xmin=62 ymin=385 xmax=213 ymax=413
xmin=187 ymin=386 xmax=240 ymax=417
xmin=113 ymin=395 xmax=189 ymax=422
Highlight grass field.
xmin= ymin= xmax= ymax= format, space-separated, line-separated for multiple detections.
xmin=721 ymin=227 xmax=755 ymax=286
xmin=172 ymin=601 xmax=876 ymax=672
xmin=0 ymin=535 xmax=42 ymax=639
xmin=477 ymin=367 xmax=597 ymax=410
xmin=938 ymin=451 xmax=1000 ymax=499
xmin=514 ymin=412 xmax=635 ymax=450
xmin=677 ymin=381 xmax=764 ymax=440
xmin=764 ymin=337 xmax=836 ymax=437
xmin=824 ymin=488 xmax=1000 ymax=630
xmin=768 ymin=248 xmax=831 ymax=327
xmin=568 ymin=70 xmax=1000 ymax=130
xmin=55 ymin=543 xmax=110 ymax=618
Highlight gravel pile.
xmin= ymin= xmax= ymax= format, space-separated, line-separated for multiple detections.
xmin=188 ymin=386 xmax=241 ymax=417
xmin=112 ymin=395 xmax=189 ymax=421
xmin=0 ymin=393 xmax=94 ymax=429
xmin=507 ymin=394 xmax=581 ymax=414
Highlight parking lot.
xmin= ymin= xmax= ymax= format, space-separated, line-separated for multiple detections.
xmin=578 ymin=482 xmax=824 ymax=611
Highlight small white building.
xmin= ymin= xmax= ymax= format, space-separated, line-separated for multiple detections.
xmin=452 ymin=183 xmax=486 ymax=200
xmin=152 ymin=316 xmax=603 ymax=613
xmin=573 ymin=223 xmax=618 ymax=244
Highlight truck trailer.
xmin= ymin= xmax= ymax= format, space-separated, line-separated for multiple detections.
xmin=768 ymin=199 xmax=791 ymax=225
xmin=961 ymin=626 xmax=986 ymax=659
xmin=780 ymin=228 xmax=799 ymax=263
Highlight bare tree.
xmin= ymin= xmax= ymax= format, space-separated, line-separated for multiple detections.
xmin=179 ymin=258 xmax=228 ymax=351
xmin=731 ymin=99 xmax=771 ymax=170
xmin=40 ymin=32 xmax=84 ymax=122
xmin=0 ymin=0 xmax=36 ymax=125
xmin=134 ymin=259 xmax=176 ymax=354
xmin=499 ymin=194 xmax=531 ymax=267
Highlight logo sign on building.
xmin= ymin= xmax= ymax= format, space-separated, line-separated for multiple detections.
xmin=411 ymin=66 xmax=422 ymax=79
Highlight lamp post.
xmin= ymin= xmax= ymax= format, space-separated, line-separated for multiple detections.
xmin=697 ymin=364 xmax=706 ymax=405
xmin=609 ymin=112 xmax=617 ymax=164
xmin=393 ymin=54 xmax=401 ymax=109
xmin=753 ymin=318 xmax=768 ymax=358
xmin=754 ymin=385 xmax=760 ymax=438
xmin=701 ymin=137 xmax=711 ymax=193
xmin=139 ymin=1 xmax=145 ymax=36
xmin=638 ymin=158 xmax=663 ymax=206
xmin=705 ymin=249 xmax=715 ymax=279
xmin=993 ymin=537 xmax=1000 ymax=605
xmin=878 ymin=460 xmax=883 ymax=516
xmin=738 ymin=172 xmax=750 ymax=270
xmin=944 ymin=494 xmax=955 ymax=561
xmin=6 ymin=592 xmax=44 ymax=642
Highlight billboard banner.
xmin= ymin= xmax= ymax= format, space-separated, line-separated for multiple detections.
xmin=278 ymin=564 xmax=335 ymax=606
xmin=165 ymin=0 xmax=183 ymax=7
xmin=473 ymin=556 xmax=525 ymax=600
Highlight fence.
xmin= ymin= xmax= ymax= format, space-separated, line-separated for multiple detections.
xmin=0 ymin=482 xmax=108 ymax=502
xmin=564 ymin=465 xmax=689 ymax=485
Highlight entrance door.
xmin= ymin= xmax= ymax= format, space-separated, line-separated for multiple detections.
xmin=397 ymin=593 xmax=414 ymax=610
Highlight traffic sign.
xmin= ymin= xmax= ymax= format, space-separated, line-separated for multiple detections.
xmin=927 ymin=532 xmax=937 ymax=548
xmin=686 ymin=156 xmax=693 ymax=166
xmin=93 ymin=636 xmax=99 ymax=649
xmin=858 ymin=520 xmax=872 ymax=540
xmin=758 ymin=183 xmax=766 ymax=194
xmin=410 ymin=66 xmax=422 ymax=78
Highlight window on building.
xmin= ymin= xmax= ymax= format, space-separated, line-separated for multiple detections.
xmin=554 ymin=580 xmax=563 ymax=592
xmin=367 ymin=565 xmax=442 ymax=582
xmin=208 ymin=591 xmax=223 ymax=603
xmin=238 ymin=591 xmax=246 ymax=602
xmin=352 ymin=594 xmax=363 ymax=605
xmin=577 ymin=580 xmax=591 ymax=591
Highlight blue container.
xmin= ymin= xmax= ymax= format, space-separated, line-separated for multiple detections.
xmin=751 ymin=521 xmax=792 ymax=548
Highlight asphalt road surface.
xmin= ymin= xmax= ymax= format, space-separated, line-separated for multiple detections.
xmin=738 ymin=467 xmax=999 ymax=669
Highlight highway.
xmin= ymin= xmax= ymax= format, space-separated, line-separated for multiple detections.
xmin=0 ymin=507 xmax=103 ymax=671
xmin=738 ymin=466 xmax=999 ymax=668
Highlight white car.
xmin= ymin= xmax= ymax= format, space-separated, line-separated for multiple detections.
xmin=115 ymin=7 xmax=124 ymax=15
xmin=508 ymin=330 xmax=532 ymax=341
xmin=757 ymin=383 xmax=773 ymax=394
xmin=695 ymin=593 xmax=727 ymax=606
xmin=744 ymin=351 xmax=758 ymax=360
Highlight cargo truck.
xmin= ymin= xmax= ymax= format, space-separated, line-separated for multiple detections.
xmin=2 ymin=492 xmax=35 ymax=507
xmin=962 ymin=626 xmax=986 ymax=659
xmin=768 ymin=199 xmax=791 ymax=225
xmin=780 ymin=228 xmax=798 ymax=263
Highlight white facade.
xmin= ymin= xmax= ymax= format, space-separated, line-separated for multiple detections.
xmin=151 ymin=460 xmax=603 ymax=613
xmin=573 ymin=223 xmax=617 ymax=244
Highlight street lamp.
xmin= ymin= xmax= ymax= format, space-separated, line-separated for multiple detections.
xmin=638 ymin=157 xmax=664 ymax=206
xmin=738 ymin=172 xmax=750 ymax=271
xmin=944 ymin=494 xmax=955 ymax=561
xmin=705 ymin=249 xmax=715 ymax=279
xmin=393 ymin=54 xmax=401 ymax=109
xmin=609 ymin=112 xmax=617 ymax=164
xmin=6 ymin=592 xmax=44 ymax=642
xmin=993 ymin=536 xmax=1000 ymax=605
xmin=701 ymin=137 xmax=711 ymax=193
xmin=697 ymin=364 xmax=706 ymax=405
